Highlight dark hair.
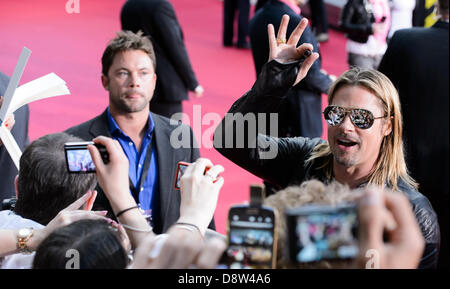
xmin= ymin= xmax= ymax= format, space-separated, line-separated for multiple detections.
xmin=14 ymin=133 xmax=97 ymax=225
xmin=101 ymin=30 xmax=156 ymax=76
xmin=33 ymin=219 xmax=128 ymax=269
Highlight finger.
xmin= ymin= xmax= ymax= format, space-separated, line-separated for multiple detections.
xmin=189 ymin=158 xmax=214 ymax=177
xmin=287 ymin=17 xmax=308 ymax=46
xmin=93 ymin=136 xmax=122 ymax=158
xmin=64 ymin=191 xmax=93 ymax=211
xmin=62 ymin=210 xmax=107 ymax=225
xmin=87 ymin=144 xmax=105 ymax=174
xmin=357 ymin=187 xmax=384 ymax=251
xmin=267 ymin=24 xmax=277 ymax=59
xmin=382 ymin=207 xmax=397 ymax=232
xmin=213 ymin=176 xmax=225 ymax=189
xmin=296 ymin=43 xmax=314 ymax=58
xmin=277 ymin=14 xmax=290 ymax=44
xmin=84 ymin=190 xmax=97 ymax=211
xmin=295 ymin=52 xmax=319 ymax=85
xmin=204 ymin=164 xmax=225 ymax=179
xmin=196 ymin=237 xmax=227 ymax=269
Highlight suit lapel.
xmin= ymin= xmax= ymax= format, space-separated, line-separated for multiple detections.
xmin=152 ymin=113 xmax=176 ymax=229
xmin=89 ymin=109 xmax=112 ymax=138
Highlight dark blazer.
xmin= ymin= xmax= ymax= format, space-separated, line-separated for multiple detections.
xmin=249 ymin=0 xmax=332 ymax=138
xmin=121 ymin=0 xmax=199 ymax=102
xmin=378 ymin=20 xmax=449 ymax=268
xmin=0 ymin=72 xmax=29 ymax=203
xmin=65 ymin=109 xmax=210 ymax=234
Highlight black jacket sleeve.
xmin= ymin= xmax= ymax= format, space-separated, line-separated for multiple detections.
xmin=213 ymin=60 xmax=323 ymax=188
xmin=399 ymin=181 xmax=441 ymax=269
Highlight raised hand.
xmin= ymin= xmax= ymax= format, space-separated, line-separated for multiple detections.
xmin=267 ymin=15 xmax=319 ymax=85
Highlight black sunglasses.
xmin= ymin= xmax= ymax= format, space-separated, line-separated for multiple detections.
xmin=323 ymin=105 xmax=387 ymax=129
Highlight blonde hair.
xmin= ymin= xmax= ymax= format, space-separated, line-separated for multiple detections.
xmin=264 ymin=180 xmax=360 ymax=269
xmin=306 ymin=67 xmax=417 ymax=191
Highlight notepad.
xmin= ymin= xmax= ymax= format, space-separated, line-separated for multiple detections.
xmin=0 ymin=47 xmax=71 ymax=169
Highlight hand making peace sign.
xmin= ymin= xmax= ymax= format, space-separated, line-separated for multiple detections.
xmin=267 ymin=15 xmax=319 ymax=86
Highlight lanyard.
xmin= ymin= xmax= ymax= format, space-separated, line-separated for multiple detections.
xmin=129 ymin=131 xmax=154 ymax=203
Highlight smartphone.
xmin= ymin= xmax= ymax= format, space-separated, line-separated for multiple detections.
xmin=64 ymin=142 xmax=109 ymax=173
xmin=286 ymin=203 xmax=359 ymax=264
xmin=174 ymin=161 xmax=190 ymax=189
xmin=219 ymin=204 xmax=277 ymax=269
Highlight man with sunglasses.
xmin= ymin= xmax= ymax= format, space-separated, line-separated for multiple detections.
xmin=213 ymin=16 xmax=440 ymax=268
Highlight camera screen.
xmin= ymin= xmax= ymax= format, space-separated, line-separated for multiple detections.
xmin=175 ymin=163 xmax=189 ymax=189
xmin=66 ymin=149 xmax=96 ymax=172
xmin=220 ymin=207 xmax=275 ymax=269
xmin=290 ymin=205 xmax=358 ymax=263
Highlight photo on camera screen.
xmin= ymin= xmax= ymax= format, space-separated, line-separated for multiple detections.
xmin=219 ymin=206 xmax=276 ymax=269
xmin=287 ymin=204 xmax=358 ymax=263
xmin=66 ymin=149 xmax=96 ymax=172
xmin=174 ymin=162 xmax=189 ymax=189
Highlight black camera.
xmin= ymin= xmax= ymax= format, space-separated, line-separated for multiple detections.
xmin=64 ymin=142 xmax=109 ymax=173
xmin=286 ymin=203 xmax=359 ymax=264
xmin=2 ymin=197 xmax=17 ymax=211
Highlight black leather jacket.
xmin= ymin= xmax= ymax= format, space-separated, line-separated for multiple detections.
xmin=339 ymin=0 xmax=375 ymax=43
xmin=214 ymin=60 xmax=441 ymax=268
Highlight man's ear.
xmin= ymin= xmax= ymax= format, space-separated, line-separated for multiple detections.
xmin=14 ymin=175 xmax=19 ymax=199
xmin=101 ymin=74 xmax=109 ymax=90
xmin=383 ymin=116 xmax=393 ymax=136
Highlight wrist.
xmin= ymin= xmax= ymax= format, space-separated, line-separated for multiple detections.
xmin=20 ymin=228 xmax=43 ymax=253
xmin=176 ymin=215 xmax=208 ymax=236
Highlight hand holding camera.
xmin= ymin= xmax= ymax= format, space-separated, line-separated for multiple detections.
xmin=177 ymin=158 xmax=225 ymax=236
xmin=86 ymin=136 xmax=132 ymax=209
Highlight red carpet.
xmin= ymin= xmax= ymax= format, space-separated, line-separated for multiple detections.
xmin=0 ymin=0 xmax=348 ymax=234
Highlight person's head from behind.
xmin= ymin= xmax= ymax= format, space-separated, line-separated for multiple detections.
xmin=33 ymin=219 xmax=130 ymax=269
xmin=310 ymin=67 xmax=416 ymax=191
xmin=264 ymin=180 xmax=360 ymax=268
xmin=101 ymin=30 xmax=157 ymax=115
xmin=14 ymin=132 xmax=97 ymax=225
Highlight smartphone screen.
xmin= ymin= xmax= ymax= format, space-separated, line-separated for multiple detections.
xmin=286 ymin=204 xmax=359 ymax=264
xmin=219 ymin=205 xmax=276 ymax=269
xmin=64 ymin=142 xmax=96 ymax=173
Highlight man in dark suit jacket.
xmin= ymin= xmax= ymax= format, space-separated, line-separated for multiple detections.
xmin=378 ymin=0 xmax=449 ymax=268
xmin=121 ymin=0 xmax=203 ymax=119
xmin=65 ymin=31 xmax=210 ymax=234
xmin=249 ymin=0 xmax=334 ymax=138
xmin=0 ymin=72 xmax=30 ymax=204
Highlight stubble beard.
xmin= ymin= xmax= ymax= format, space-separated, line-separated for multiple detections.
xmin=110 ymin=93 xmax=149 ymax=114
xmin=332 ymin=146 xmax=359 ymax=168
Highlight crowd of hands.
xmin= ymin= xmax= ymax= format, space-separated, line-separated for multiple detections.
xmin=0 ymin=135 xmax=425 ymax=269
